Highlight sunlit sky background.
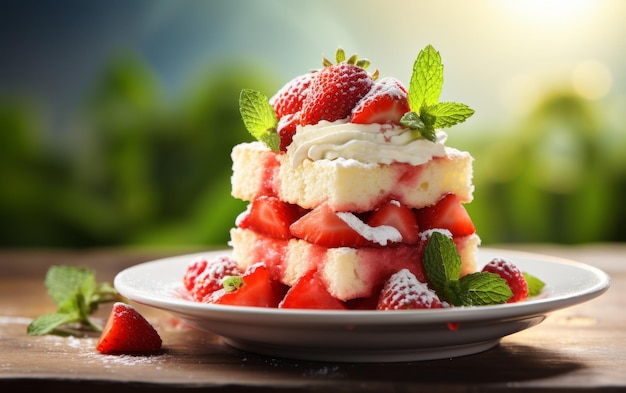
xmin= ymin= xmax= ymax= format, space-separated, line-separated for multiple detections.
xmin=1 ymin=0 xmax=625 ymax=135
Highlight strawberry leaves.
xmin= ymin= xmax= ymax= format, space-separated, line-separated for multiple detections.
xmin=401 ymin=45 xmax=474 ymax=142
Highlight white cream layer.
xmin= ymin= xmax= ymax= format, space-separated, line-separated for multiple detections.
xmin=287 ymin=120 xmax=447 ymax=167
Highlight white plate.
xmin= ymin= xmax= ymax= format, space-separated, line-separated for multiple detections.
xmin=114 ymin=248 xmax=610 ymax=362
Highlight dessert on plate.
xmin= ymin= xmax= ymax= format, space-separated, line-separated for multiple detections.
xmin=184 ymin=45 xmax=536 ymax=310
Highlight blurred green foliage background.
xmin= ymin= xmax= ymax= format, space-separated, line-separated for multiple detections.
xmin=1 ymin=0 xmax=625 ymax=248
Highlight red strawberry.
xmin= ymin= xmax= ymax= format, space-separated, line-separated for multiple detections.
xmin=238 ymin=196 xmax=302 ymax=240
xmin=300 ymin=62 xmax=373 ymax=125
xmin=207 ymin=263 xmax=280 ymax=307
xmin=367 ymin=200 xmax=419 ymax=244
xmin=96 ymin=302 xmax=162 ymax=354
xmin=377 ymin=269 xmax=443 ymax=310
xmin=351 ymin=77 xmax=410 ymax=124
xmin=279 ymin=270 xmax=347 ymax=310
xmin=276 ymin=111 xmax=300 ymax=151
xmin=481 ymin=258 xmax=529 ymax=303
xmin=270 ymin=72 xmax=314 ymax=119
xmin=415 ymin=194 xmax=476 ymax=237
xmin=183 ymin=257 xmax=207 ymax=292
xmin=289 ymin=204 xmax=369 ymax=248
xmin=188 ymin=256 xmax=241 ymax=302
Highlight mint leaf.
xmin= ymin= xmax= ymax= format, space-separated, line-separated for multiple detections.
xmin=400 ymin=112 xmax=437 ymax=142
xmin=27 ymin=265 xmax=122 ymax=336
xmin=45 ymin=265 xmax=94 ymax=306
xmin=239 ymin=89 xmax=280 ymax=152
xmin=409 ymin=44 xmax=443 ymax=110
xmin=26 ymin=313 xmax=76 ymax=336
xmin=429 ymin=102 xmax=475 ymax=129
xmin=453 ymin=272 xmax=512 ymax=306
xmin=403 ymin=45 xmax=474 ymax=139
xmin=523 ymin=272 xmax=546 ymax=297
xmin=422 ymin=232 xmax=514 ymax=306
xmin=222 ymin=276 xmax=245 ymax=293
xmin=423 ymin=231 xmax=462 ymax=294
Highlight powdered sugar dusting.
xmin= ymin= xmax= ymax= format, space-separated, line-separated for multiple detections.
xmin=42 ymin=334 xmax=169 ymax=367
xmin=420 ymin=228 xmax=453 ymax=241
xmin=379 ymin=269 xmax=442 ymax=310
xmin=336 ymin=211 xmax=402 ymax=246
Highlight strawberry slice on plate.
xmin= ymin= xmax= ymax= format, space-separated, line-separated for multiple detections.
xmin=185 ymin=256 xmax=241 ymax=302
xmin=351 ymin=77 xmax=410 ymax=125
xmin=96 ymin=302 xmax=162 ymax=354
xmin=377 ymin=269 xmax=443 ymax=310
xmin=238 ymin=196 xmax=302 ymax=240
xmin=289 ymin=204 xmax=369 ymax=248
xmin=415 ymin=194 xmax=476 ymax=237
xmin=207 ymin=263 xmax=282 ymax=308
xmin=279 ymin=270 xmax=347 ymax=310
xmin=367 ymin=200 xmax=419 ymax=244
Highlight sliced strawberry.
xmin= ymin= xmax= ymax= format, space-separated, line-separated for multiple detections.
xmin=377 ymin=269 xmax=443 ymax=310
xmin=351 ymin=77 xmax=410 ymax=125
xmin=238 ymin=196 xmax=302 ymax=240
xmin=188 ymin=256 xmax=241 ymax=302
xmin=481 ymin=258 xmax=529 ymax=303
xmin=367 ymin=200 xmax=419 ymax=244
xmin=279 ymin=270 xmax=347 ymax=310
xmin=276 ymin=111 xmax=300 ymax=152
xmin=415 ymin=194 xmax=476 ymax=237
xmin=270 ymin=72 xmax=314 ymax=119
xmin=96 ymin=302 xmax=162 ymax=354
xmin=346 ymin=294 xmax=380 ymax=310
xmin=289 ymin=204 xmax=369 ymax=248
xmin=183 ymin=257 xmax=207 ymax=292
xmin=300 ymin=62 xmax=373 ymax=125
xmin=207 ymin=263 xmax=280 ymax=307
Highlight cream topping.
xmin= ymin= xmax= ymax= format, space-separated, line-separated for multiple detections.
xmin=336 ymin=212 xmax=402 ymax=246
xmin=287 ymin=120 xmax=447 ymax=167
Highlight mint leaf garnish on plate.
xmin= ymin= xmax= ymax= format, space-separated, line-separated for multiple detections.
xmin=423 ymin=232 xmax=512 ymax=306
xmin=239 ymin=88 xmax=280 ymax=152
xmin=27 ymin=265 xmax=121 ymax=336
xmin=401 ymin=44 xmax=475 ymax=142
xmin=449 ymin=272 xmax=513 ymax=306
xmin=523 ymin=272 xmax=546 ymax=297
xmin=423 ymin=231 xmax=462 ymax=294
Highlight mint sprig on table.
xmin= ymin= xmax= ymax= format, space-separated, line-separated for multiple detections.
xmin=400 ymin=45 xmax=475 ymax=142
xmin=423 ymin=232 xmax=543 ymax=306
xmin=27 ymin=265 xmax=122 ymax=336
xmin=239 ymin=89 xmax=280 ymax=152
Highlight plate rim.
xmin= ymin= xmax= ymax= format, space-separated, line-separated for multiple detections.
xmin=114 ymin=247 xmax=611 ymax=325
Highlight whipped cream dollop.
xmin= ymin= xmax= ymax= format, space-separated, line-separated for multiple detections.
xmin=286 ymin=120 xmax=447 ymax=167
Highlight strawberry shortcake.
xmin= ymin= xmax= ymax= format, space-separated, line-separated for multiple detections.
xmin=186 ymin=46 xmax=492 ymax=309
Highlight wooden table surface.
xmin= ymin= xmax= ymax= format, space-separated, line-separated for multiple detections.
xmin=1 ymin=244 xmax=624 ymax=392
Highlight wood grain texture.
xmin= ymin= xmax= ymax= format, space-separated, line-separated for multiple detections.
xmin=1 ymin=245 xmax=624 ymax=392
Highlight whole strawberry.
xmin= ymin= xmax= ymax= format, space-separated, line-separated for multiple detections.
xmin=377 ymin=269 xmax=443 ymax=310
xmin=481 ymin=258 xmax=529 ymax=303
xmin=270 ymin=72 xmax=314 ymax=119
xmin=300 ymin=49 xmax=375 ymax=126
xmin=186 ymin=256 xmax=241 ymax=302
xmin=96 ymin=302 xmax=162 ymax=354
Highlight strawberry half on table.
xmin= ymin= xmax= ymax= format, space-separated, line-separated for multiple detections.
xmin=96 ymin=302 xmax=162 ymax=355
